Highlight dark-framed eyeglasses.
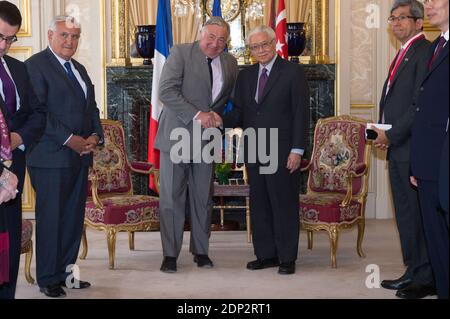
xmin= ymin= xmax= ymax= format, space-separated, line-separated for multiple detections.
xmin=0 ymin=34 xmax=18 ymax=45
xmin=387 ymin=15 xmax=417 ymax=24
xmin=249 ymin=39 xmax=275 ymax=52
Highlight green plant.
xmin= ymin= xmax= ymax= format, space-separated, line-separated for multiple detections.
xmin=215 ymin=163 xmax=232 ymax=185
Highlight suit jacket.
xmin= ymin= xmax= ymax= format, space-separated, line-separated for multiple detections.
xmin=25 ymin=48 xmax=103 ymax=168
xmin=411 ymin=37 xmax=449 ymax=181
xmin=380 ymin=37 xmax=430 ymax=162
xmin=0 ymin=55 xmax=46 ymax=187
xmin=439 ymin=132 xmax=449 ymax=213
xmin=226 ymin=56 xmax=310 ymax=168
xmin=154 ymin=42 xmax=238 ymax=160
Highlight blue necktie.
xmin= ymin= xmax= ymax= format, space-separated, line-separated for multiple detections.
xmin=64 ymin=62 xmax=86 ymax=101
xmin=0 ymin=60 xmax=17 ymax=116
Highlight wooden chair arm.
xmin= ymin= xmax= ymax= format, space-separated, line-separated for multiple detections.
xmin=129 ymin=162 xmax=160 ymax=195
xmin=300 ymin=159 xmax=311 ymax=172
xmin=340 ymin=163 xmax=368 ymax=207
xmin=89 ymin=174 xmax=104 ymax=210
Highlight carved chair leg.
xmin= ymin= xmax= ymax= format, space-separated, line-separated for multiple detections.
xmin=24 ymin=242 xmax=35 ymax=285
xmin=329 ymin=225 xmax=339 ymax=268
xmin=79 ymin=224 xmax=88 ymax=260
xmin=129 ymin=232 xmax=135 ymax=251
xmin=307 ymin=230 xmax=313 ymax=250
xmin=107 ymin=227 xmax=117 ymax=269
xmin=246 ymin=197 xmax=252 ymax=243
xmin=220 ymin=197 xmax=225 ymax=227
xmin=357 ymin=219 xmax=366 ymax=258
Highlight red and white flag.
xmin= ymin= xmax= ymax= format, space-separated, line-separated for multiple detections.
xmin=275 ymin=0 xmax=288 ymax=59
xmin=148 ymin=0 xmax=173 ymax=192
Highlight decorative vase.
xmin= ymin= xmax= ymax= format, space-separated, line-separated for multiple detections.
xmin=287 ymin=23 xmax=307 ymax=63
xmin=135 ymin=25 xmax=156 ymax=65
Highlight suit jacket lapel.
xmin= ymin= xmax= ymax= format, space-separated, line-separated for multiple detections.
xmin=45 ymin=48 xmax=85 ymax=105
xmin=259 ymin=57 xmax=282 ymax=104
xmin=5 ymin=57 xmax=24 ymax=106
xmin=193 ymin=42 xmax=213 ymax=104
xmin=72 ymin=60 xmax=89 ymax=107
xmin=390 ymin=46 xmax=415 ymax=89
xmin=422 ymin=38 xmax=449 ymax=83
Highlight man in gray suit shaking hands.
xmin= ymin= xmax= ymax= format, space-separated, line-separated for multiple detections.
xmin=155 ymin=17 xmax=238 ymax=273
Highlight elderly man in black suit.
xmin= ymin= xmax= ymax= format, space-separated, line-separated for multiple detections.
xmin=226 ymin=25 xmax=309 ymax=275
xmin=410 ymin=0 xmax=449 ymax=300
xmin=25 ymin=15 xmax=103 ymax=298
xmin=0 ymin=1 xmax=46 ymax=300
xmin=372 ymin=0 xmax=435 ymax=299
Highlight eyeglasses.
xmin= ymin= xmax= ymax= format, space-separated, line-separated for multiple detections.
xmin=0 ymin=33 xmax=18 ymax=45
xmin=387 ymin=15 xmax=417 ymax=24
xmin=59 ymin=32 xmax=81 ymax=41
xmin=423 ymin=0 xmax=434 ymax=4
xmin=249 ymin=39 xmax=275 ymax=52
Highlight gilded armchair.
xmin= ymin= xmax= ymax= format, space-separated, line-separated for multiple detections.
xmin=299 ymin=115 xmax=372 ymax=268
xmin=80 ymin=119 xmax=160 ymax=269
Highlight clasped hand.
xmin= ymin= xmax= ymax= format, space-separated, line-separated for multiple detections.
xmin=0 ymin=168 xmax=19 ymax=204
xmin=67 ymin=135 xmax=100 ymax=156
xmin=197 ymin=111 xmax=223 ymax=129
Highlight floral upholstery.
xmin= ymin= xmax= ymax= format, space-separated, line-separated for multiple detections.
xmin=82 ymin=119 xmax=160 ymax=269
xmin=85 ymin=195 xmax=159 ymax=225
xmin=21 ymin=219 xmax=34 ymax=284
xmin=21 ymin=219 xmax=33 ymax=248
xmin=309 ymin=120 xmax=366 ymax=195
xmin=299 ymin=115 xmax=371 ymax=268
xmin=87 ymin=123 xmax=132 ymax=196
xmin=300 ymin=194 xmax=362 ymax=223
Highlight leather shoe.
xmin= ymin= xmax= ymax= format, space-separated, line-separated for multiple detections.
xmin=160 ymin=257 xmax=177 ymax=273
xmin=193 ymin=255 xmax=214 ymax=268
xmin=246 ymin=258 xmax=280 ymax=270
xmin=39 ymin=284 xmax=66 ymax=298
xmin=381 ymin=274 xmax=413 ymax=290
xmin=278 ymin=262 xmax=296 ymax=275
xmin=60 ymin=280 xmax=91 ymax=289
xmin=396 ymin=283 xmax=437 ymax=299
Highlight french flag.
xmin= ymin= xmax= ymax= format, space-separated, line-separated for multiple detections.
xmin=148 ymin=0 xmax=173 ymax=192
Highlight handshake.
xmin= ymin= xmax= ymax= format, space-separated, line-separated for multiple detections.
xmin=196 ymin=111 xmax=223 ymax=129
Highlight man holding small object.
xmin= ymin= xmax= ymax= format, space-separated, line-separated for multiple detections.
xmin=373 ymin=0 xmax=435 ymax=299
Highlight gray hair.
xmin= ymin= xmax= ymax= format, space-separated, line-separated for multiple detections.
xmin=201 ymin=16 xmax=230 ymax=39
xmin=246 ymin=25 xmax=276 ymax=45
xmin=391 ymin=0 xmax=424 ymax=19
xmin=49 ymin=15 xmax=82 ymax=32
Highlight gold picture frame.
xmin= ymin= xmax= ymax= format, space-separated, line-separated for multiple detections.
xmin=10 ymin=0 xmax=32 ymax=37
xmin=7 ymin=46 xmax=32 ymax=62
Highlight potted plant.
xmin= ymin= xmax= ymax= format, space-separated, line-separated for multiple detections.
xmin=215 ymin=163 xmax=232 ymax=185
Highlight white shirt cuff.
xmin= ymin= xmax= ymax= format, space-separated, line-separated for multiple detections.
xmin=291 ymin=148 xmax=304 ymax=156
xmin=64 ymin=134 xmax=74 ymax=146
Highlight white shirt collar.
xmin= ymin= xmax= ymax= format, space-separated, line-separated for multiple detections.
xmin=401 ymin=32 xmax=424 ymax=50
xmin=48 ymin=46 xmax=73 ymax=67
xmin=442 ymin=30 xmax=449 ymax=42
xmin=259 ymin=55 xmax=278 ymax=74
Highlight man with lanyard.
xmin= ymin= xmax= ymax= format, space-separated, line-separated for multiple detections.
xmin=373 ymin=0 xmax=435 ymax=299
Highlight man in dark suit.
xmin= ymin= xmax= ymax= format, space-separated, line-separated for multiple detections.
xmin=0 ymin=1 xmax=46 ymax=300
xmin=227 ymin=25 xmax=309 ymax=275
xmin=25 ymin=15 xmax=103 ymax=298
xmin=410 ymin=0 xmax=449 ymax=300
xmin=372 ymin=0 xmax=435 ymax=299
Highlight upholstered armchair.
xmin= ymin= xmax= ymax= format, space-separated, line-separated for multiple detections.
xmin=299 ymin=115 xmax=372 ymax=268
xmin=212 ymin=128 xmax=251 ymax=243
xmin=80 ymin=119 xmax=160 ymax=269
xmin=21 ymin=219 xmax=34 ymax=284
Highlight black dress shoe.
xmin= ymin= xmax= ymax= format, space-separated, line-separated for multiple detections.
xmin=278 ymin=262 xmax=296 ymax=275
xmin=193 ymin=255 xmax=214 ymax=268
xmin=39 ymin=284 xmax=66 ymax=298
xmin=60 ymin=280 xmax=91 ymax=289
xmin=160 ymin=257 xmax=177 ymax=273
xmin=396 ymin=283 xmax=437 ymax=299
xmin=246 ymin=258 xmax=280 ymax=270
xmin=381 ymin=274 xmax=413 ymax=290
